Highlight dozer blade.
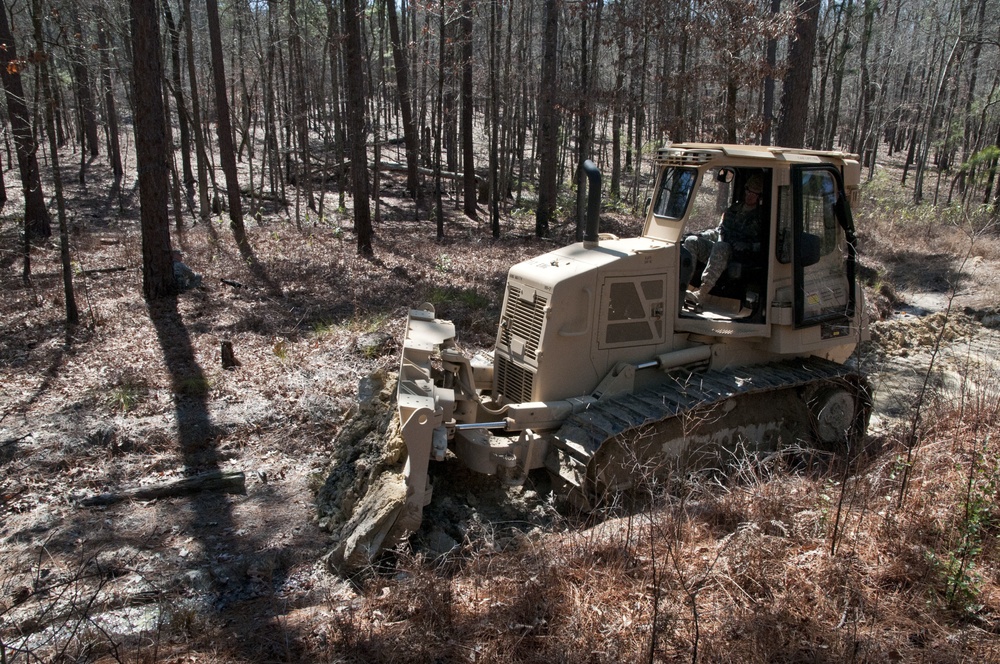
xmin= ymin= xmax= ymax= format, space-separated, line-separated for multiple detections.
xmin=322 ymin=307 xmax=455 ymax=573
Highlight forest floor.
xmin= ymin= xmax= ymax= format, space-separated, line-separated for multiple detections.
xmin=2 ymin=158 xmax=1000 ymax=662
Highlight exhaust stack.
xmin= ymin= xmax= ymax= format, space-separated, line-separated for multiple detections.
xmin=581 ymin=160 xmax=601 ymax=248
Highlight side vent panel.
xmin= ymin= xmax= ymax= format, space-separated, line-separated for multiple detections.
xmin=498 ymin=285 xmax=547 ymax=361
xmin=495 ymin=284 xmax=547 ymax=403
xmin=495 ymin=355 xmax=534 ymax=404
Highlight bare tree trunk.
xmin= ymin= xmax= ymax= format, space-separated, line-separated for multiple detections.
xmin=72 ymin=16 xmax=100 ymax=160
xmin=824 ymin=0 xmax=853 ymax=150
xmin=986 ymin=122 xmax=1000 ymax=207
xmin=914 ymin=27 xmax=960 ymax=204
xmin=849 ymin=0 xmax=875 ymax=155
xmin=460 ymin=0 xmax=477 ymax=219
xmin=488 ymin=0 xmax=500 ymax=237
xmin=610 ymin=13 xmax=627 ymax=198
xmin=34 ymin=0 xmax=77 ymax=324
xmin=724 ymin=72 xmax=738 ymax=143
xmin=97 ymin=25 xmax=123 ymax=183
xmin=162 ymin=76 xmax=185 ymax=232
xmin=385 ymin=0 xmax=419 ymax=197
xmin=630 ymin=32 xmax=647 ymax=204
xmin=206 ymin=0 xmax=251 ymax=254
xmin=129 ymin=0 xmax=175 ymax=300
xmin=163 ymin=1 xmax=195 ymax=204
xmin=324 ymin=0 xmax=345 ymax=210
xmin=535 ymin=0 xmax=559 ymax=237
xmin=0 ymin=0 xmax=51 ymax=242
xmin=762 ymin=0 xmax=781 ymax=146
xmin=775 ymin=0 xmax=821 ymax=148
xmin=575 ymin=0 xmax=602 ymax=240
xmin=342 ymin=0 xmax=374 ymax=255
xmin=184 ymin=0 xmax=212 ymax=221
xmin=288 ymin=0 xmax=315 ymax=214
xmin=958 ymin=0 xmax=988 ymax=197
xmin=435 ymin=0 xmax=445 ymax=239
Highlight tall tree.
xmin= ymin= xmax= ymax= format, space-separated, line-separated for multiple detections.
xmin=762 ymin=0 xmax=781 ymax=146
xmin=775 ymin=0 xmax=821 ymax=148
xmin=97 ymin=25 xmax=123 ymax=182
xmin=288 ymin=0 xmax=315 ymax=213
xmin=0 ymin=0 xmax=51 ymax=242
xmin=575 ymin=0 xmax=602 ymax=241
xmin=71 ymin=15 xmax=100 ymax=160
xmin=487 ymin=0 xmax=500 ymax=237
xmin=323 ymin=0 xmax=345 ymax=210
xmin=535 ymin=0 xmax=559 ymax=237
xmin=460 ymin=0 xmax=476 ymax=219
xmin=34 ymin=0 xmax=77 ymax=323
xmin=163 ymin=1 xmax=195 ymax=202
xmin=205 ymin=0 xmax=251 ymax=255
xmin=342 ymin=0 xmax=374 ymax=254
xmin=385 ymin=0 xmax=419 ymax=196
xmin=129 ymin=0 xmax=175 ymax=300
xmin=183 ymin=0 xmax=211 ymax=220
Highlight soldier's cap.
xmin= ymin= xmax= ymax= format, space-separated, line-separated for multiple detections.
xmin=745 ymin=174 xmax=764 ymax=194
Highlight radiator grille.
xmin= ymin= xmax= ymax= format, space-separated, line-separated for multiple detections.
xmin=495 ymin=355 xmax=534 ymax=404
xmin=494 ymin=284 xmax=546 ymax=404
xmin=498 ymin=285 xmax=547 ymax=360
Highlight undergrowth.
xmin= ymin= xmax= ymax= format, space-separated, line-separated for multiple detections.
xmin=314 ymin=390 xmax=1000 ymax=663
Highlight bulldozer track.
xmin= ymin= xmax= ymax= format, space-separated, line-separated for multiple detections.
xmin=550 ymin=357 xmax=870 ymax=493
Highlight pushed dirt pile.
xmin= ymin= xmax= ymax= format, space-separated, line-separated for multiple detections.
xmin=315 ymin=371 xmax=417 ymax=572
xmin=869 ymin=310 xmax=982 ymax=355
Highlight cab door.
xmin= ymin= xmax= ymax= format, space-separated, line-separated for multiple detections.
xmin=790 ymin=165 xmax=857 ymax=329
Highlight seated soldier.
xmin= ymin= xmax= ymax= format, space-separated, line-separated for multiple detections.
xmin=683 ymin=173 xmax=765 ymax=302
xmin=172 ymin=250 xmax=203 ymax=291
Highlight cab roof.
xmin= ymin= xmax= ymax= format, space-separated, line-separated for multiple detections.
xmin=656 ymin=143 xmax=860 ymax=166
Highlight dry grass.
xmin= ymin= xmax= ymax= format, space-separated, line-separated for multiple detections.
xmin=855 ymin=168 xmax=1000 ymax=310
xmin=310 ymin=396 xmax=1000 ymax=663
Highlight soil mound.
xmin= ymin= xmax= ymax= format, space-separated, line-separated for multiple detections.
xmin=316 ymin=372 xmax=414 ymax=572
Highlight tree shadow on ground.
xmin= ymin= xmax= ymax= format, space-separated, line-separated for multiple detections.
xmin=147 ymin=294 xmax=236 ymax=530
xmin=880 ymin=250 xmax=969 ymax=293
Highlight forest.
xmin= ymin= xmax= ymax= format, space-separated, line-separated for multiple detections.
xmin=2 ymin=0 xmax=1000 ymax=661
xmin=1 ymin=0 xmax=999 ymax=276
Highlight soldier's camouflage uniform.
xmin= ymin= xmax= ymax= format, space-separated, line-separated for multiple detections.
xmin=683 ymin=202 xmax=762 ymax=294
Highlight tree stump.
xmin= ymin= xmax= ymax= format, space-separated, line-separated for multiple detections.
xmin=221 ymin=339 xmax=241 ymax=369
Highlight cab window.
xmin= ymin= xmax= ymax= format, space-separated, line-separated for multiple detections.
xmin=652 ymin=168 xmax=697 ymax=219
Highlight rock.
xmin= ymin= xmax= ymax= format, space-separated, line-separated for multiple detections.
xmin=355 ymin=331 xmax=393 ymax=358
xmin=181 ymin=569 xmax=213 ymax=592
xmin=357 ymin=373 xmax=385 ymax=408
xmin=981 ymin=313 xmax=1000 ymax=329
xmin=426 ymin=527 xmax=459 ymax=556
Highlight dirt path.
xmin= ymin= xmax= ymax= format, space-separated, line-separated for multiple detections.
xmin=865 ymin=288 xmax=1000 ymax=435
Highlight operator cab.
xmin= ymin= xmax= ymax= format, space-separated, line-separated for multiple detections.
xmin=679 ymin=167 xmax=771 ymax=322
xmin=644 ymin=145 xmax=859 ymax=333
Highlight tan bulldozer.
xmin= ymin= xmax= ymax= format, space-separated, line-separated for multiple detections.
xmin=324 ymin=143 xmax=871 ymax=572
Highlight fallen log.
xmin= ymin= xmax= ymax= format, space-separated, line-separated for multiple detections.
xmin=240 ymin=188 xmax=288 ymax=205
xmin=376 ymin=160 xmax=479 ymax=183
xmin=79 ymin=470 xmax=246 ymax=507
xmin=82 ymin=266 xmax=128 ymax=276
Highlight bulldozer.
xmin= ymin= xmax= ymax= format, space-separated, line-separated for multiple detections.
xmin=326 ymin=143 xmax=872 ymax=571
